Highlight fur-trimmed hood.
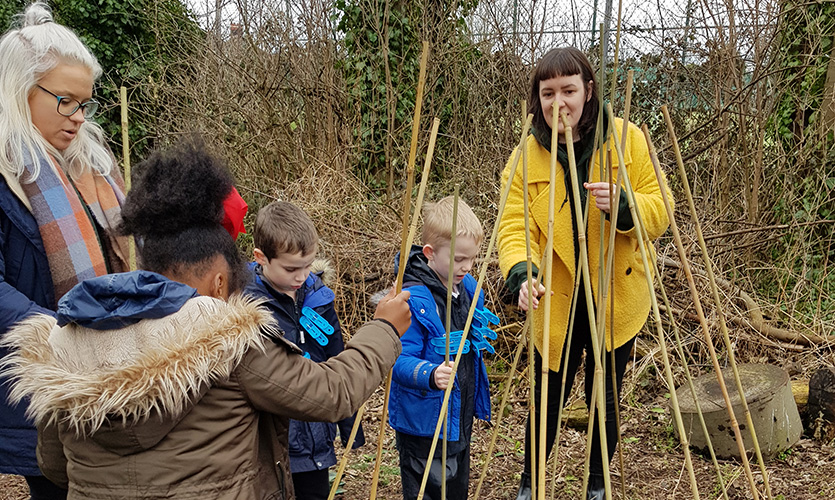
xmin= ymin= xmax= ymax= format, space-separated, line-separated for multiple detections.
xmin=0 ymin=272 xmax=277 ymax=455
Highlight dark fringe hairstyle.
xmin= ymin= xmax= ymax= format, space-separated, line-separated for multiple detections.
xmin=528 ymin=47 xmax=600 ymax=141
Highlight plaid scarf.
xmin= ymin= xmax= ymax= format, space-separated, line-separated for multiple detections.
xmin=20 ymin=149 xmax=127 ymax=306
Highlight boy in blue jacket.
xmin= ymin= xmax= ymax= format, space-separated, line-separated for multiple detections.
xmin=244 ymin=201 xmax=363 ymax=499
xmin=389 ymin=196 xmax=494 ymax=500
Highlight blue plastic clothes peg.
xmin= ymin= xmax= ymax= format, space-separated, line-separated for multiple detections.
xmin=302 ymin=307 xmax=334 ymax=335
xmin=300 ymin=316 xmax=329 ymax=346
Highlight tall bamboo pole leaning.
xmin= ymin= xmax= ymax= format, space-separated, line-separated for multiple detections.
xmin=521 ymin=102 xmax=539 ymax=500
xmin=472 ymin=111 xmax=535 ymax=499
xmin=612 ymin=74 xmax=633 ymax=500
xmin=661 ymin=105 xmax=773 ymax=499
xmin=594 ymin=70 xmax=634 ymax=500
xmin=120 ymin=86 xmax=135 ymax=272
xmin=328 ymin=42 xmax=430 ymax=500
xmin=560 ymin=111 xmax=613 ymax=500
xmin=369 ymin=66 xmax=435 ymax=497
xmin=405 ymin=118 xmax=442 ymax=252
xmin=522 ymin=104 xmax=539 ymax=500
xmin=642 ymin=126 xmax=730 ymax=500
xmin=548 ymin=108 xmax=606 ymax=500
xmin=547 ymin=238 xmax=586 ymax=497
xmin=474 ymin=324 xmax=530 ymax=495
xmin=651 ymin=106 xmax=761 ymax=500
xmin=415 ymin=113 xmax=532 ymax=500
xmin=576 ymin=30 xmax=610 ymax=498
xmin=326 ymin=404 xmax=364 ymax=500
xmin=604 ymin=104 xmax=702 ymax=499
xmin=535 ymin=103 xmax=560 ymax=500
xmin=441 ymin=185 xmax=459 ymax=500
xmin=395 ymin=40 xmax=431 ymax=293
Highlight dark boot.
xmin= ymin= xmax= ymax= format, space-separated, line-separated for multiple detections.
xmin=586 ymin=474 xmax=605 ymax=500
xmin=515 ymin=472 xmax=531 ymax=500
xmin=586 ymin=487 xmax=605 ymax=500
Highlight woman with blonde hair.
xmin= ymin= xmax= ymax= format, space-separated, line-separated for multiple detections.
xmin=0 ymin=3 xmax=128 ymax=497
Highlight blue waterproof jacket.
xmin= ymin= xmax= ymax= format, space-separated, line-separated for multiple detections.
xmin=244 ymin=266 xmax=364 ymax=474
xmin=0 ymin=176 xmax=56 ymax=476
xmin=388 ymin=273 xmax=491 ymax=441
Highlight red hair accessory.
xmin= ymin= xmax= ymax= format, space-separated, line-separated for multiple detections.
xmin=221 ymin=186 xmax=248 ymax=239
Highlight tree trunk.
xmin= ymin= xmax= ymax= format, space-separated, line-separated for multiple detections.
xmin=808 ymin=367 xmax=835 ymax=441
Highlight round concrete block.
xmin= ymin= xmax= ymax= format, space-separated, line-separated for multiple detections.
xmin=674 ymin=363 xmax=802 ymax=460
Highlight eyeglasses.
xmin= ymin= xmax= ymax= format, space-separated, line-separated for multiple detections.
xmin=36 ymin=85 xmax=100 ymax=119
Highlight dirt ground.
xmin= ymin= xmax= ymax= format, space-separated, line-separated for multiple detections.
xmin=325 ymin=384 xmax=835 ymax=500
xmin=2 ymin=379 xmax=832 ymax=500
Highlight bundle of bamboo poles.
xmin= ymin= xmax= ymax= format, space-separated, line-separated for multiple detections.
xmin=336 ymin=24 xmax=774 ymax=500
xmin=467 ymin=26 xmax=775 ymax=500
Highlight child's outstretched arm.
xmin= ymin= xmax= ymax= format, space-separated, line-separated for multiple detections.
xmin=237 ymin=289 xmax=410 ymax=423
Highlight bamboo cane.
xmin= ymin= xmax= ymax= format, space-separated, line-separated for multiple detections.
xmin=546 ymin=274 xmax=584 ymax=500
xmin=120 ymin=86 xmax=136 ymax=272
xmin=369 ymin=110 xmax=436 ymax=500
xmin=330 ymin=42 xmax=430 ymax=500
xmin=662 ymin=105 xmax=773 ymax=500
xmin=547 ymin=95 xmax=610 ymax=500
xmin=604 ymin=104 xmax=702 ymax=499
xmin=394 ymin=41 xmax=430 ymax=294
xmin=327 ymin=404 xmax=365 ymax=500
xmin=575 ymin=30 xmax=611 ymax=499
xmin=600 ymin=70 xmax=633 ymax=500
xmin=534 ymin=102 xmax=560 ymax=500
xmin=472 ymin=109 xmax=535 ymax=499
xmin=473 ymin=322 xmax=529 ymax=498
xmin=415 ymin=114 xmax=532 ymax=500
xmin=613 ymin=70 xmax=633 ymax=500
xmin=655 ymin=106 xmax=761 ymax=500
xmin=521 ymin=102 xmax=538 ymax=500
xmin=559 ymin=111 xmax=613 ymax=500
xmin=643 ymin=125 xmax=730 ymax=500
xmin=550 ymin=128 xmax=606 ymax=500
xmin=406 ymin=118 xmax=442 ymax=250
xmin=608 ymin=0 xmax=625 ymax=102
xmin=441 ymin=186 xmax=459 ymax=500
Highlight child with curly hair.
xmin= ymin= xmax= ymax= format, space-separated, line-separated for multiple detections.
xmin=1 ymin=139 xmax=411 ymax=500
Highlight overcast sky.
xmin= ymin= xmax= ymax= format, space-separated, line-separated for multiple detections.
xmin=186 ymin=0 xmax=776 ymax=62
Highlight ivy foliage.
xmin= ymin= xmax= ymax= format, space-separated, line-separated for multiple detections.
xmin=772 ymin=0 xmax=835 ymax=144
xmin=334 ymin=0 xmax=420 ymax=190
xmin=0 ymin=0 xmax=201 ymax=163
xmin=333 ymin=0 xmax=480 ymax=192
xmin=765 ymin=0 xmax=834 ymax=327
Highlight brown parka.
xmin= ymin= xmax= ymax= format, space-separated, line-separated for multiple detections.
xmin=1 ymin=295 xmax=401 ymax=499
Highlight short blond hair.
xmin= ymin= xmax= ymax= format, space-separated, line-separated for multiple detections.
xmin=422 ymin=196 xmax=484 ymax=249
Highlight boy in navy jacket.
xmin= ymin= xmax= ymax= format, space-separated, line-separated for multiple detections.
xmin=244 ymin=201 xmax=363 ymax=499
xmin=388 ymin=196 xmax=494 ymax=500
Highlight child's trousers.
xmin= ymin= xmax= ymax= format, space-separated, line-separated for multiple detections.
xmin=292 ymin=469 xmax=329 ymax=500
xmin=396 ymin=431 xmax=470 ymax=500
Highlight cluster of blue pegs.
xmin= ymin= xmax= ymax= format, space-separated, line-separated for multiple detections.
xmin=299 ymin=306 xmax=335 ymax=349
xmin=429 ymin=306 xmax=500 ymax=356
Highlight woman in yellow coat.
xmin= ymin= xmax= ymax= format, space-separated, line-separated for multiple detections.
xmin=497 ymin=47 xmax=671 ymax=500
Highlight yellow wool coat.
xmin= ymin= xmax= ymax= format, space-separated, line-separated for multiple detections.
xmin=498 ymin=118 xmax=671 ymax=372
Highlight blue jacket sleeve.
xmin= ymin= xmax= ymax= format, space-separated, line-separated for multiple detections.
xmin=391 ymin=295 xmax=438 ymax=391
xmin=0 ymin=232 xmax=54 ymax=334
